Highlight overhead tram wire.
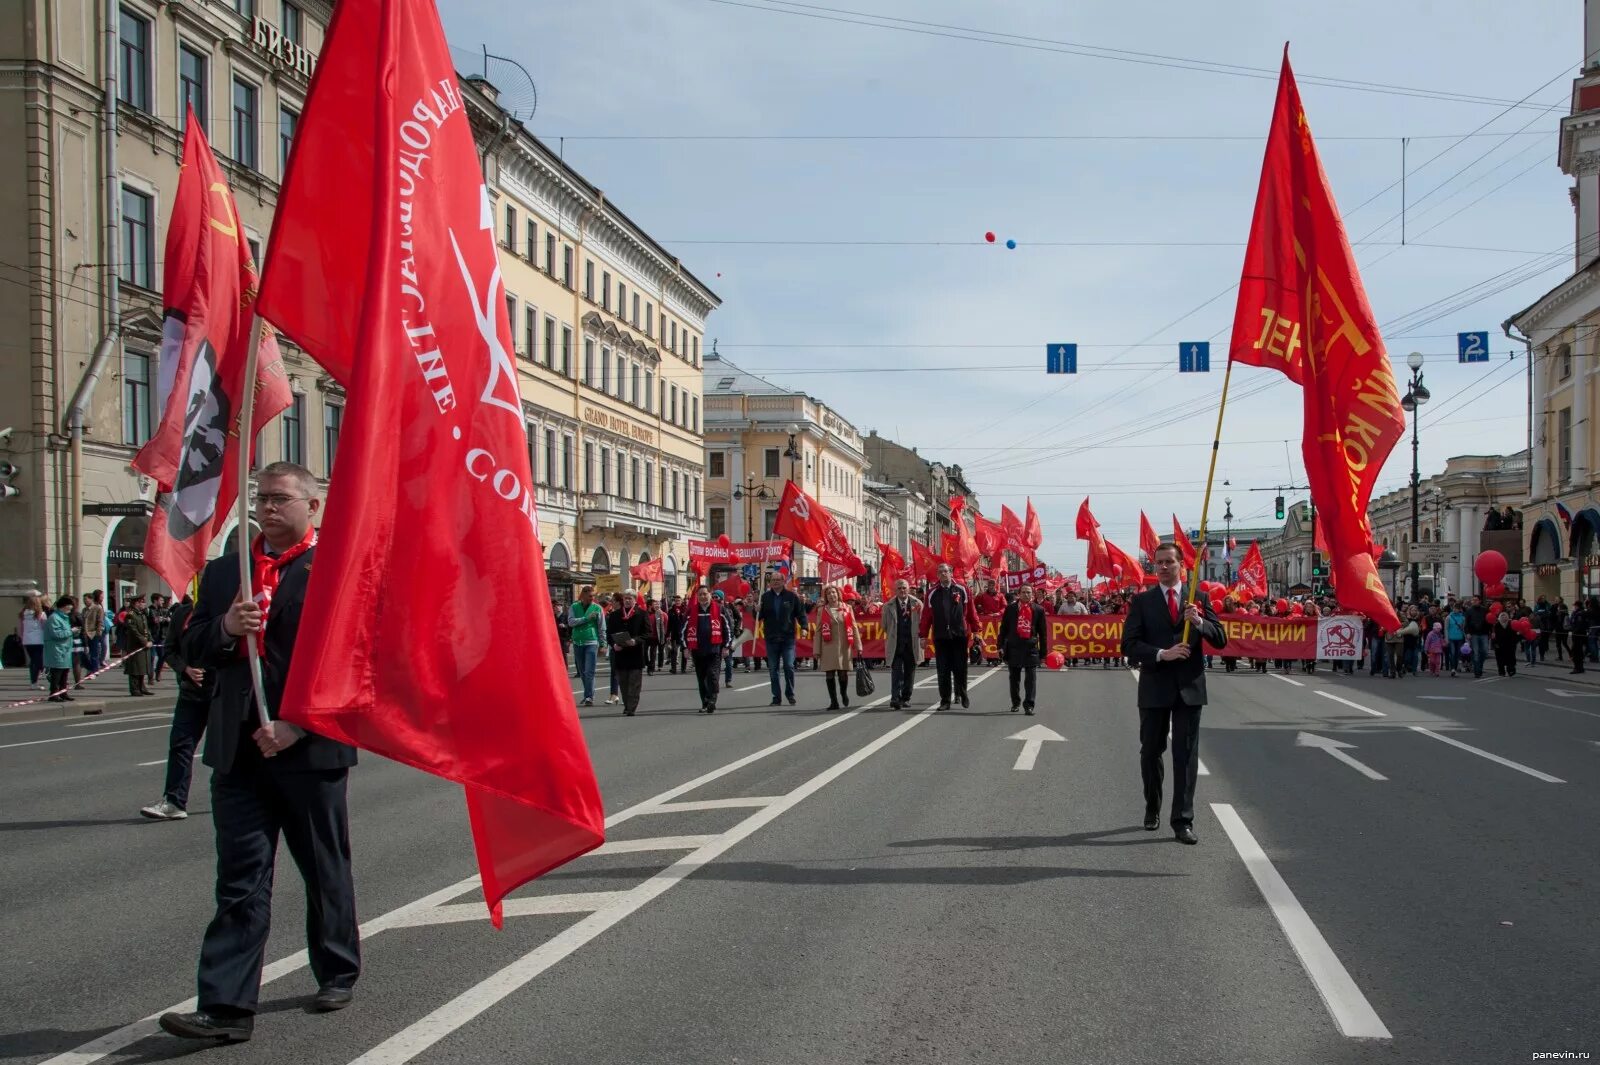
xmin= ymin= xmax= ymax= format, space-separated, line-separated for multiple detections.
xmin=698 ymin=0 xmax=1562 ymax=112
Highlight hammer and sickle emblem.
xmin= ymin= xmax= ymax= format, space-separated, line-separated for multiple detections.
xmin=790 ymin=494 xmax=810 ymax=521
xmin=206 ymin=182 xmax=240 ymax=240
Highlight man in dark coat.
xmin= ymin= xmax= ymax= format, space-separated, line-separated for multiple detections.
xmin=920 ymin=564 xmax=980 ymax=710
xmin=609 ymin=588 xmax=651 ymax=715
xmin=139 ymin=594 xmax=216 ymax=821
xmin=1120 ymin=541 xmax=1227 ymax=845
xmin=159 ymin=462 xmax=359 ymax=1044
xmin=999 ymin=583 xmax=1048 ymax=715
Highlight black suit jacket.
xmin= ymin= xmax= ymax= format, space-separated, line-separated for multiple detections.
xmin=181 ymin=549 xmax=357 ymax=776
xmin=998 ymin=602 xmax=1048 ymax=665
xmin=1120 ymin=585 xmax=1227 ymax=709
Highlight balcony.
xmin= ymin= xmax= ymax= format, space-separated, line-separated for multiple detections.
xmin=579 ymin=494 xmax=703 ymax=538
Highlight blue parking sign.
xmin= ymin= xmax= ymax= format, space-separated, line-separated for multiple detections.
xmin=1179 ymin=342 xmax=1211 ymax=372
xmin=1458 ymin=332 xmax=1489 ymax=363
xmin=1046 ymin=343 xmax=1077 ymax=374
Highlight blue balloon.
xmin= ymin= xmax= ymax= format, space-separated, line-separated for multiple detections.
xmin=1005 ymin=239 xmax=1017 ymax=249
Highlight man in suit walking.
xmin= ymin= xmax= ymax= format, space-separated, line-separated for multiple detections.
xmin=159 ymin=462 xmax=360 ymax=1044
xmin=1120 ymin=541 xmax=1227 ymax=845
xmin=1000 ymin=583 xmax=1048 ymax=715
xmin=881 ymin=578 xmax=923 ymax=711
xmin=921 ymin=564 xmax=980 ymax=710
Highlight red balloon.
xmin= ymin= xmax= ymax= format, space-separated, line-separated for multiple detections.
xmin=717 ymin=533 xmax=732 ymax=548
xmin=1112 ymin=564 xmax=1123 ymax=577
xmin=984 ymin=231 xmax=996 ymax=243
xmin=1290 ymin=603 xmax=1305 ymax=617
xmin=1044 ymin=651 xmax=1065 ymax=669
xmin=1275 ymin=598 xmax=1289 ymax=613
xmin=1474 ymin=550 xmax=1508 ymax=586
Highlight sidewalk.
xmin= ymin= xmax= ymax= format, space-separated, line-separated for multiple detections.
xmin=0 ymin=660 xmax=177 ymax=722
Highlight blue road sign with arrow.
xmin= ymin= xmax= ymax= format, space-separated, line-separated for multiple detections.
xmin=1457 ymin=332 xmax=1489 ymax=363
xmin=1046 ymin=343 xmax=1077 ymax=374
xmin=1179 ymin=342 xmax=1211 ymax=372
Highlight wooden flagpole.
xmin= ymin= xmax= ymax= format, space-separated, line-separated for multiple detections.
xmin=234 ymin=313 xmax=273 ymax=729
xmin=1181 ymin=355 xmax=1238 ymax=644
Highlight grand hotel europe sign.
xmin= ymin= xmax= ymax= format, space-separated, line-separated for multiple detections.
xmin=249 ymin=16 xmax=316 ymax=79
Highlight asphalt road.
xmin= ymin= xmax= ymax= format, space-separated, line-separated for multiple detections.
xmin=2 ymin=657 xmax=1596 ymax=1065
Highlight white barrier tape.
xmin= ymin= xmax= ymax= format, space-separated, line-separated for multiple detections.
xmin=3 ymin=643 xmax=154 ymax=710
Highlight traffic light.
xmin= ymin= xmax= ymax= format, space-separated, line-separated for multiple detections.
xmin=0 ymin=461 xmax=17 ymax=499
xmin=1274 ymin=495 xmax=1285 ymax=520
xmin=1311 ymin=551 xmax=1326 ymax=579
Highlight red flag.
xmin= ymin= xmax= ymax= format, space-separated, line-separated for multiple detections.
xmin=1075 ymin=498 xmax=1114 ymax=579
xmin=1138 ymin=512 xmax=1161 ymax=560
xmin=1171 ymin=515 xmax=1198 ymax=571
xmin=131 ymin=111 xmax=292 ymax=593
xmin=1228 ymin=50 xmax=1402 ymax=631
xmin=949 ymin=496 xmax=982 ymax=572
xmin=999 ymin=504 xmax=1034 ymax=565
xmin=876 ymin=536 xmax=905 ymax=599
xmin=1105 ymin=539 xmax=1144 ymax=588
xmin=773 ymin=481 xmax=867 ymax=576
xmin=1227 ymin=536 xmax=1238 ymax=553
xmin=1233 ymin=540 xmax=1268 ymax=601
xmin=909 ymin=538 xmax=943 ymax=582
xmin=254 ymin=0 xmax=604 ymax=925
xmin=1023 ymin=498 xmax=1043 ymax=553
xmin=630 ymin=557 xmax=664 ymax=583
xmin=972 ymin=511 xmax=1004 ymax=562
xmin=711 ymin=573 xmax=751 ymax=601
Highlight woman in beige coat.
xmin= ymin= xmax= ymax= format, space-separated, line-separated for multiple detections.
xmin=815 ymin=585 xmax=863 ymax=710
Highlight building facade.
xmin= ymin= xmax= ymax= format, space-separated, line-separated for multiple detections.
xmin=864 ymin=479 xmax=929 ymax=566
xmin=1257 ymin=502 xmax=1316 ymax=598
xmin=1504 ymin=0 xmax=1600 ymax=607
xmin=703 ymin=349 xmax=867 ymax=581
xmin=861 ymin=430 xmax=977 ymax=543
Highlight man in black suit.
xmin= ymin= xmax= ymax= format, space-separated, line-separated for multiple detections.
xmin=1120 ymin=541 xmax=1227 ymax=845
xmin=999 ymin=583 xmax=1048 ymax=715
xmin=159 ymin=462 xmax=359 ymax=1044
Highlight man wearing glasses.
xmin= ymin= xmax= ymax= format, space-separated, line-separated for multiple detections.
xmin=1120 ymin=541 xmax=1226 ymax=846
xmin=160 ymin=462 xmax=360 ymax=1044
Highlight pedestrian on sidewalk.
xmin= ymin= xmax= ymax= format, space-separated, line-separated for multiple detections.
xmin=17 ymin=593 xmax=46 ymax=689
xmin=140 ymin=594 xmax=213 ymax=821
xmin=158 ymin=461 xmax=359 ymax=1045
xmin=148 ymin=593 xmax=171 ymax=684
xmin=1445 ymin=602 xmax=1466 ymax=676
xmin=608 ymin=589 xmax=649 ymax=716
xmin=882 ymin=578 xmax=923 ymax=711
xmin=1567 ymin=600 xmax=1588 ymax=674
xmin=1464 ymin=596 xmax=1491 ymax=678
xmin=1120 ymin=541 xmax=1227 ymax=845
xmin=815 ymin=585 xmax=862 ymax=711
xmin=1552 ymin=598 xmax=1569 ymax=661
xmin=82 ymin=590 xmax=106 ymax=675
xmin=1493 ymin=613 xmax=1520 ymax=677
xmin=1000 ymin=583 xmax=1047 ymax=715
xmin=568 ymin=586 xmax=604 ymax=707
xmin=1424 ymin=622 xmax=1445 ymax=677
xmin=43 ymin=596 xmax=76 ymax=703
xmin=122 ymin=595 xmax=152 ymax=696
xmin=685 ymin=586 xmax=728 ymax=713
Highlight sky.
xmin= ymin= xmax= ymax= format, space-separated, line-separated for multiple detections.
xmin=441 ymin=0 xmax=1577 ymax=570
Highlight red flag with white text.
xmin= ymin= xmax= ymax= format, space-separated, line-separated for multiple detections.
xmin=1228 ymin=51 xmax=1402 ymax=631
xmin=773 ymin=480 xmax=867 ymax=576
xmin=1233 ymin=540 xmax=1268 ymax=601
xmin=253 ymin=0 xmax=604 ymax=925
xmin=131 ymin=111 xmax=292 ymax=593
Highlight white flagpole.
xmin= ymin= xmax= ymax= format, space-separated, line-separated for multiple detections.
xmin=235 ymin=313 xmax=272 ymax=730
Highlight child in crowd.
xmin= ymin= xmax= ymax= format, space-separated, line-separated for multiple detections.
xmin=1424 ymin=621 xmax=1445 ymax=677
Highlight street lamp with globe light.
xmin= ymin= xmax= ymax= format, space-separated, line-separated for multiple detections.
xmin=1399 ymin=352 xmax=1430 ymax=600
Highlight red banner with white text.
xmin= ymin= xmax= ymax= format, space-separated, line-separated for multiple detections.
xmin=688 ymin=539 xmax=792 ymax=572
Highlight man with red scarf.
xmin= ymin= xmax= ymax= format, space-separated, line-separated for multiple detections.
xmin=161 ymin=462 xmax=358 ymax=1044
xmin=999 ymin=583 xmax=1048 ymax=715
xmin=685 ymin=586 xmax=729 ymax=714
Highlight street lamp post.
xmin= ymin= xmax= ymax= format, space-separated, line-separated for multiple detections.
xmin=784 ymin=423 xmax=802 ymax=483
xmin=731 ymin=475 xmax=774 ymax=542
xmin=1224 ymin=496 xmax=1234 ymax=584
xmin=1400 ymin=352 xmax=1430 ymax=602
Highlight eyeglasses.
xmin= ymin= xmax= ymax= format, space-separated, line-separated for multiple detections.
xmin=252 ymin=492 xmax=309 ymax=510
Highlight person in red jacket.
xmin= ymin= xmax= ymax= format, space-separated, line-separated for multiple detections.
xmin=974 ymin=579 xmax=1007 ymax=617
xmin=684 ymin=586 xmax=729 ymax=714
xmin=920 ymin=564 xmax=981 ymax=710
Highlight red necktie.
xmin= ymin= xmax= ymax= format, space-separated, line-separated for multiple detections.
xmin=1168 ymin=588 xmax=1179 ymax=625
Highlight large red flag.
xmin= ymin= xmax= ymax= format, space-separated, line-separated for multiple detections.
xmin=131 ymin=111 xmax=292 ymax=593
xmin=1171 ymin=515 xmax=1199 ymax=571
xmin=1229 ymin=50 xmax=1402 ymax=631
xmin=1023 ymin=498 xmax=1043 ymax=554
xmin=999 ymin=503 xmax=1034 ymax=565
xmin=1105 ymin=539 xmax=1144 ymax=588
xmin=972 ymin=510 xmax=1004 ymax=563
xmin=253 ymin=0 xmax=604 ymax=925
xmin=909 ymin=538 xmax=943 ymax=582
xmin=949 ymin=496 xmax=982 ymax=573
xmin=876 ymin=536 xmax=905 ymax=599
xmin=1138 ymin=512 xmax=1161 ymax=560
xmin=1075 ymin=498 xmax=1114 ymax=579
xmin=630 ymin=557 xmax=664 ymax=583
xmin=1233 ymin=540 xmax=1268 ymax=601
xmin=773 ymin=480 xmax=867 ymax=576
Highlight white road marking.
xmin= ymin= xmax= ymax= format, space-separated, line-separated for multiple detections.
xmin=1007 ymin=724 xmax=1065 ymax=771
xmin=346 ymin=669 xmax=999 ymax=1065
xmin=1405 ymin=725 xmax=1565 ymax=783
xmin=1544 ymin=687 xmax=1600 ymax=699
xmin=590 ymin=834 xmax=718 ymax=855
xmin=67 ymin=712 xmax=170 ymax=727
xmin=137 ymin=759 xmax=166 ymax=767
xmin=1416 ymin=696 xmax=1465 ymax=701
xmin=1295 ymin=732 xmax=1387 ymax=781
xmin=1314 ymin=691 xmax=1386 ymax=717
xmin=0 ymin=725 xmax=167 ymax=750
xmin=733 ymin=682 xmax=769 ymax=691
xmin=1212 ymin=803 xmax=1391 ymax=1039
xmin=643 ymin=797 xmax=779 ymax=813
xmin=1270 ymin=674 xmax=1306 ymax=687
xmin=1496 ymin=691 xmax=1600 ymax=721
xmin=40 ymin=694 xmax=895 ymax=1065
xmin=385 ymin=892 xmax=632 ymax=930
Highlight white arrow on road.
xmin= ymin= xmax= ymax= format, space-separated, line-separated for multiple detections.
xmin=1295 ymin=732 xmax=1387 ymax=781
xmin=1009 ymin=724 xmax=1066 ymax=771
xmin=1545 ymin=688 xmax=1600 ymax=698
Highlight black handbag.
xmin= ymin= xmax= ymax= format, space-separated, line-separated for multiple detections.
xmin=854 ymin=661 xmax=875 ymax=697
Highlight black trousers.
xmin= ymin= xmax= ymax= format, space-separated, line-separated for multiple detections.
xmin=692 ymin=652 xmax=721 ymax=708
xmin=162 ymin=692 xmax=210 ymax=809
xmin=1139 ymin=703 xmax=1202 ymax=828
xmin=932 ymin=636 xmax=968 ymax=703
xmin=1007 ymin=656 xmax=1037 ymax=708
xmin=1571 ymin=634 xmax=1586 ymax=671
xmin=199 ymin=743 xmax=359 ymax=1013
xmin=891 ymin=645 xmax=917 ymax=704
